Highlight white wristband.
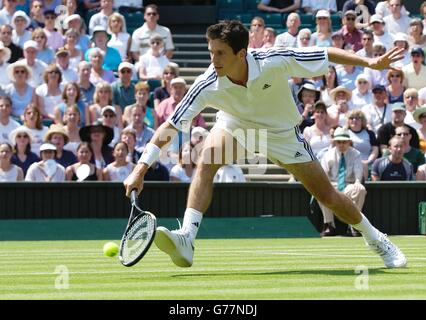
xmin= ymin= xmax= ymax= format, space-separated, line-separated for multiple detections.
xmin=138 ymin=143 xmax=161 ymax=167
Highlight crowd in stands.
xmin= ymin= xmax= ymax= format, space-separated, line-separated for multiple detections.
xmin=2 ymin=0 xmax=426 ymax=188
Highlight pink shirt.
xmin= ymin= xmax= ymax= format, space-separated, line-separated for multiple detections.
xmin=156 ymin=96 xmax=206 ymax=128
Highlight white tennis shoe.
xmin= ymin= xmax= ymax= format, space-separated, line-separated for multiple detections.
xmin=154 ymin=226 xmax=194 ymax=267
xmin=367 ymin=233 xmax=407 ymax=268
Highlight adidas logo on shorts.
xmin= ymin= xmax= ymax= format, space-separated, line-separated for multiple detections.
xmin=294 ymin=151 xmax=303 ymax=158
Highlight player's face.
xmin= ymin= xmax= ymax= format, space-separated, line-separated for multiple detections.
xmin=208 ymin=39 xmax=246 ymax=77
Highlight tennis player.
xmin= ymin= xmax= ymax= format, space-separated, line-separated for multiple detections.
xmin=124 ymin=20 xmax=407 ymax=269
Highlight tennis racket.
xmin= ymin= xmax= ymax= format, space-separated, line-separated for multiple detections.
xmin=119 ymin=190 xmax=157 ymax=267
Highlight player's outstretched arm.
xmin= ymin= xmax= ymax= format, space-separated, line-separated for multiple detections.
xmin=327 ymin=46 xmax=405 ymax=71
xmin=123 ymin=122 xmax=178 ymax=197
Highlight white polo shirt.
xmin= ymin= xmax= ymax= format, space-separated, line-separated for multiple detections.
xmin=168 ymin=47 xmax=329 ymax=132
xmin=130 ymin=23 xmax=174 ymax=56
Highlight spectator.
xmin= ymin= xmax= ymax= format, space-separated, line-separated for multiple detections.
xmin=55 ymin=47 xmax=79 ymax=84
xmin=248 ymin=17 xmax=265 ymax=50
xmin=63 ymin=29 xmax=84 ymax=72
xmin=0 ymin=24 xmax=23 ymax=63
xmin=54 ymin=81 xmax=86 ymax=126
xmin=62 ymin=14 xmax=90 ymax=53
xmin=87 ymin=48 xmax=115 ymax=85
xmin=42 ymin=0 xmax=62 ymax=12
xmin=22 ymin=104 xmax=47 ymax=154
xmin=320 ymin=65 xmax=339 ymax=106
xmin=371 ymin=136 xmax=414 ymax=181
xmin=364 ymin=43 xmax=388 ymax=87
xmin=213 ymin=164 xmax=246 ymax=183
xmin=296 ymin=82 xmax=320 ymax=131
xmin=388 ymin=125 xmax=425 ymax=173
xmin=362 ymin=84 xmax=392 ymax=134
xmin=0 ymin=41 xmax=12 ymax=86
xmin=377 ymin=103 xmax=420 ymax=155
xmin=311 ymin=10 xmax=332 ymax=48
xmin=0 ymin=96 xmax=20 ymax=144
xmin=274 ymin=13 xmax=300 ymax=48
xmin=153 ymin=64 xmax=179 ymax=110
xmin=297 ymin=28 xmax=312 ymax=48
xmin=421 ymin=1 xmax=426 ymax=31
xmin=302 ymin=0 xmax=337 ymax=13
xmin=62 ymin=105 xmax=82 ymax=155
xmin=303 ymin=101 xmax=331 ymax=159
xmin=390 ymin=33 xmax=411 ymax=69
xmin=262 ymin=27 xmax=276 ymax=49
xmin=65 ymin=141 xmax=103 ymax=181
xmin=9 ymin=125 xmax=39 ymax=176
xmin=31 ymin=28 xmax=54 ymax=65
xmin=170 ymin=141 xmax=196 ymax=182
xmin=35 ymin=64 xmax=63 ymax=122
xmin=79 ymin=121 xmax=114 ymax=169
xmin=386 ymin=69 xmax=405 ymax=104
xmin=11 ymin=11 xmax=32 ymax=48
xmin=375 ymin=0 xmax=409 ymax=18
xmin=383 ymin=0 xmax=411 ymax=35
xmin=4 ymin=61 xmax=36 ymax=120
xmin=402 ymin=47 xmax=426 ymax=91
xmin=369 ymin=14 xmax=394 ymax=52
xmin=156 ymin=77 xmax=206 ymax=130
xmin=85 ymin=26 xmax=121 ymax=72
xmin=44 ymin=124 xmax=77 ymax=168
xmin=408 ymin=18 xmax=426 ymax=50
xmin=330 ymin=31 xmax=345 ymax=51
xmin=138 ymin=33 xmax=170 ymax=82
xmin=22 ymin=40 xmax=47 ymax=88
xmin=414 ymin=106 xmax=426 ymax=153
xmin=101 ymin=106 xmax=120 ymax=147
xmin=112 ymin=62 xmax=135 ymax=125
xmin=403 ymin=88 xmax=421 ymax=129
xmin=319 ymin=127 xmax=366 ymax=237
xmin=25 ymin=142 xmax=66 ymax=182
xmin=356 ymin=29 xmax=374 ymax=58
xmin=0 ymin=142 xmax=24 ymax=181
xmin=28 ymin=1 xmax=44 ymax=30
xmin=416 ymin=163 xmax=426 ymax=180
xmin=107 ymin=12 xmax=131 ymax=61
xmin=257 ymin=0 xmax=301 ymax=13
xmin=77 ymin=61 xmax=95 ymax=110
xmin=351 ymin=73 xmax=372 ymax=110
xmin=327 ymin=86 xmax=353 ymax=127
xmin=337 ymin=10 xmax=362 ymax=52
xmin=0 ymin=0 xmax=18 ymax=25
xmin=102 ymin=141 xmax=135 ymax=181
xmin=120 ymin=128 xmax=141 ymax=164
xmin=123 ymin=81 xmax=154 ymax=128
xmin=125 ymin=104 xmax=155 ymax=153
xmin=130 ymin=4 xmax=174 ymax=61
xmin=43 ymin=10 xmax=63 ymax=51
xmin=346 ymin=109 xmax=379 ymax=180
xmin=336 ymin=51 xmax=362 ymax=91
xmin=144 ymin=159 xmax=170 ymax=181
xmin=88 ymin=81 xmax=113 ymax=125
xmin=88 ymin=0 xmax=114 ymax=36
xmin=342 ymin=0 xmax=375 ymax=30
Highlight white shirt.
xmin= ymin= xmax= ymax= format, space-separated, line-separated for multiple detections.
xmin=58 ymin=65 xmax=79 ymax=84
xmin=35 ymin=83 xmax=64 ymax=117
xmin=138 ymin=52 xmax=170 ymax=79
xmin=24 ymin=59 xmax=48 ymax=88
xmin=351 ymin=89 xmax=373 ymax=110
xmin=0 ymin=118 xmax=20 ymax=144
xmin=302 ymin=0 xmax=337 ymax=11
xmin=108 ymin=32 xmax=130 ymax=60
xmin=170 ymin=165 xmax=192 ymax=182
xmin=383 ymin=14 xmax=411 ymax=35
xmin=130 ymin=24 xmax=174 ymax=56
xmin=373 ymin=32 xmax=394 ymax=51
xmin=167 ymin=47 xmax=329 ymax=133
xmin=88 ymin=12 xmax=110 ymax=36
xmin=321 ymin=146 xmax=364 ymax=184
xmin=28 ymin=126 xmax=49 ymax=155
xmin=361 ymin=103 xmax=392 ymax=133
xmin=105 ymin=162 xmax=135 ymax=182
xmin=12 ymin=30 xmax=32 ymax=48
xmin=0 ymin=164 xmax=20 ymax=182
xmin=25 ymin=161 xmax=66 ymax=182
xmin=0 ymin=63 xmax=10 ymax=86
xmin=274 ymin=32 xmax=298 ymax=48
xmin=213 ymin=165 xmax=246 ymax=183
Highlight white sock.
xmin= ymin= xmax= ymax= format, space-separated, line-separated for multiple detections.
xmin=182 ymin=208 xmax=203 ymax=241
xmin=352 ymin=213 xmax=380 ymax=242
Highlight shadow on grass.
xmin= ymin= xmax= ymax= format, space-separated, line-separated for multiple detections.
xmin=170 ymin=267 xmax=409 ymax=278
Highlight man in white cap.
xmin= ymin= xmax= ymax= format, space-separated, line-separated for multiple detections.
xmin=22 ymin=40 xmax=47 ymax=87
xmin=0 ymin=40 xmax=12 ymax=86
xmin=25 ymin=143 xmax=66 ymax=182
xmin=112 ymin=62 xmax=136 ymax=114
xmin=319 ymin=127 xmax=366 ymax=237
xmin=370 ymin=14 xmax=394 ymax=51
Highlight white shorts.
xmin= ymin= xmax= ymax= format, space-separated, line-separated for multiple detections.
xmin=212 ymin=111 xmax=316 ymax=165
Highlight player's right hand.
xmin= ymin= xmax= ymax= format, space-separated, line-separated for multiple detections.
xmin=123 ymin=164 xmax=146 ymax=198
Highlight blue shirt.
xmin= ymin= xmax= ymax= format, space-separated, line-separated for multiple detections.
xmin=85 ymin=47 xmax=122 ymax=71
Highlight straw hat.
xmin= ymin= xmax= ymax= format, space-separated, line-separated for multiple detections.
xmin=44 ymin=124 xmax=70 ymax=145
xmin=8 ymin=126 xmax=34 ymax=144
xmin=0 ymin=41 xmax=11 ymax=63
xmin=7 ymin=60 xmax=32 ymax=82
xmin=330 ymin=86 xmax=352 ymax=101
xmin=332 ymin=127 xmax=352 ymax=141
xmin=413 ymin=106 xmax=426 ymax=123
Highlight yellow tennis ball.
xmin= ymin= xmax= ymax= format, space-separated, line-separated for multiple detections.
xmin=103 ymin=242 xmax=119 ymax=257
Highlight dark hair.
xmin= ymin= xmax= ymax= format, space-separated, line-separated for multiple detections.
xmin=206 ymin=20 xmax=249 ymax=54
xmin=0 ymin=96 xmax=12 ymax=106
xmin=113 ymin=141 xmax=129 ymax=153
xmin=321 ymin=65 xmax=338 ymax=90
xmin=144 ymin=4 xmax=158 ymax=13
xmin=77 ymin=141 xmax=93 ymax=155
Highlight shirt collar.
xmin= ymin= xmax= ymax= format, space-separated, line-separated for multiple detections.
xmin=216 ymin=52 xmax=261 ymax=89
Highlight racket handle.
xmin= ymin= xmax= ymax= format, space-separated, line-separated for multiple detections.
xmin=130 ymin=189 xmax=138 ymax=206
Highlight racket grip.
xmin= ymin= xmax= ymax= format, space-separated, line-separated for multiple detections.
xmin=130 ymin=189 xmax=138 ymax=206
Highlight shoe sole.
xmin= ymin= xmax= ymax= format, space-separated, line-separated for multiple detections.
xmin=154 ymin=227 xmax=192 ymax=268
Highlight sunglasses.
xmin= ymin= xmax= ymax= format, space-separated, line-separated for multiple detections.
xmin=345 ymin=17 xmax=356 ymax=21
xmin=390 ymin=74 xmax=401 ymax=78
xmin=16 ymin=134 xmax=28 ymax=138
xmin=358 ymin=81 xmax=368 ymax=84
xmin=14 ymin=69 xmax=26 ymax=74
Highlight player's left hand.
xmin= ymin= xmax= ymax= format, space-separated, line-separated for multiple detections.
xmin=368 ymin=47 xmax=405 ymax=71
